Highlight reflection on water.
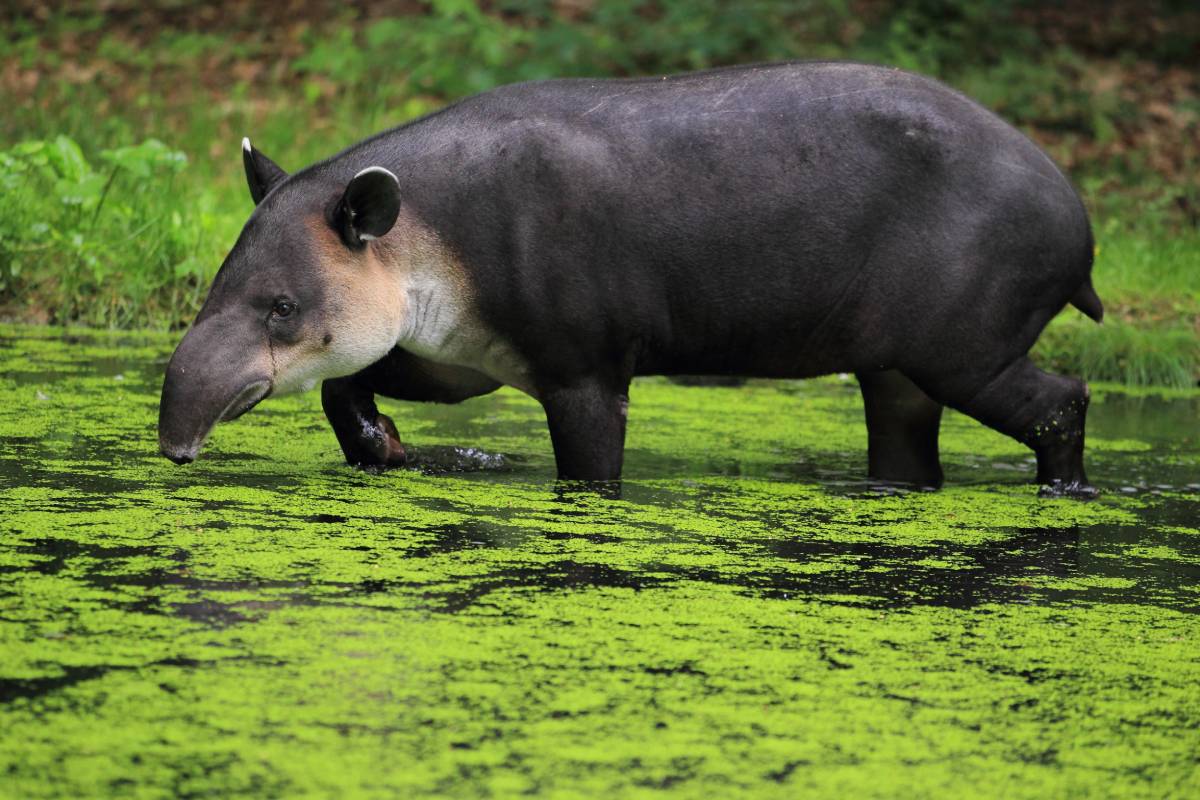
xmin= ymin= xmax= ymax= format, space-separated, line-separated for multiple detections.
xmin=1 ymin=326 xmax=1197 ymax=797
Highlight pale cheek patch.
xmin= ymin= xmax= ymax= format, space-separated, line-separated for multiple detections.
xmin=270 ymin=303 xmax=402 ymax=396
xmin=267 ymin=333 xmax=330 ymax=396
xmin=321 ymin=270 xmax=405 ymax=372
xmin=270 ymin=220 xmax=406 ymax=396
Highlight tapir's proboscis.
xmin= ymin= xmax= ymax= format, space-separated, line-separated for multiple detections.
xmin=158 ymin=61 xmax=1106 ymax=496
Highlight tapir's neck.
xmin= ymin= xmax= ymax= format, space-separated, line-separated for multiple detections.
xmin=396 ymin=268 xmax=472 ymax=358
xmin=384 ymin=212 xmax=469 ymax=350
xmin=383 ymin=211 xmax=533 ymax=394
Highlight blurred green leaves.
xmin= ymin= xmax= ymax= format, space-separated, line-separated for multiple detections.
xmin=292 ymin=0 xmax=851 ymax=103
xmin=0 ymin=0 xmax=1194 ymax=385
xmin=0 ymin=135 xmax=209 ymax=326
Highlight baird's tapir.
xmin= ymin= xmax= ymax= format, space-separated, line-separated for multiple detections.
xmin=158 ymin=61 xmax=1106 ymax=496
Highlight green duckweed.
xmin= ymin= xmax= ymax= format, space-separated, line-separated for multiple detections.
xmin=1 ymin=324 xmax=1197 ymax=798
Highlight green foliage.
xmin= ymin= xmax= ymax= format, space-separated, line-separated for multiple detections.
xmin=1 ymin=2 xmax=1195 ymax=384
xmin=1091 ymin=221 xmax=1200 ymax=300
xmin=1032 ymin=226 xmax=1200 ymax=388
xmin=1036 ymin=317 xmax=1199 ymax=389
xmin=853 ymin=0 xmax=1033 ymax=75
xmin=0 ymin=136 xmax=215 ymax=327
xmin=293 ymin=0 xmax=850 ymax=101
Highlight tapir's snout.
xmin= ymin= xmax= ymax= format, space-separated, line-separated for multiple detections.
xmin=161 ymin=442 xmax=196 ymax=466
xmin=158 ymin=314 xmax=273 ymax=464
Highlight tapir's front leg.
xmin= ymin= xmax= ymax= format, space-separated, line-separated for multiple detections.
xmin=323 ymin=348 xmax=502 ymax=469
xmin=321 ymin=377 xmax=408 ymax=468
xmin=541 ymin=378 xmax=631 ymax=481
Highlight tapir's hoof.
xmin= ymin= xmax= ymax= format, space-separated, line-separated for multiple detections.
xmin=346 ymin=413 xmax=408 ymax=469
xmin=1038 ymin=480 xmax=1100 ymax=500
xmin=375 ymin=413 xmax=408 ymax=466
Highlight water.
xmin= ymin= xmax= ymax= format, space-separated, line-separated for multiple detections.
xmin=1 ymin=325 xmax=1197 ymax=798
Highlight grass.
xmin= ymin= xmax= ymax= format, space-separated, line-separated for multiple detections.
xmin=0 ymin=1 xmax=1196 ymax=386
xmin=1033 ymin=226 xmax=1200 ymax=389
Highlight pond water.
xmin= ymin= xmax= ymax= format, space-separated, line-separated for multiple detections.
xmin=1 ymin=325 xmax=1197 ymax=798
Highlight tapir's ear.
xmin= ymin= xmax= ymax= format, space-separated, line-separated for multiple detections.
xmin=242 ymin=137 xmax=288 ymax=205
xmin=333 ymin=167 xmax=401 ymax=248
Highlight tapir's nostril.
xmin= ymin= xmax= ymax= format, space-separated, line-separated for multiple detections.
xmin=160 ymin=441 xmax=197 ymax=465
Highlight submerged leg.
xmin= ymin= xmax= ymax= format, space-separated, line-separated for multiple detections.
xmin=911 ymin=356 xmax=1095 ymax=497
xmin=857 ymin=369 xmax=944 ymax=487
xmin=322 ymin=348 xmax=502 ymax=469
xmin=541 ymin=378 xmax=630 ymax=481
xmin=321 ymin=377 xmax=407 ymax=468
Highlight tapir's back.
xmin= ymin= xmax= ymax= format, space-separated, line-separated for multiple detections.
xmin=373 ymin=61 xmax=1092 ymax=378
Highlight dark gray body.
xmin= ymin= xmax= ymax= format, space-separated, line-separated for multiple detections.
xmin=357 ymin=61 xmax=1094 ymax=380
xmin=160 ymin=61 xmax=1103 ymax=494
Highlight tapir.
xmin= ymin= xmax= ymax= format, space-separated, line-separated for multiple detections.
xmin=158 ymin=61 xmax=1105 ymax=495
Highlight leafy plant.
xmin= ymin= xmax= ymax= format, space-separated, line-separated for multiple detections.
xmin=1 ymin=1 xmax=1195 ymax=387
xmin=0 ymin=135 xmax=215 ymax=327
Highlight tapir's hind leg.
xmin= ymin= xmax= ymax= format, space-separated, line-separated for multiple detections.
xmin=857 ymin=370 xmax=944 ymax=487
xmin=909 ymin=356 xmax=1095 ymax=497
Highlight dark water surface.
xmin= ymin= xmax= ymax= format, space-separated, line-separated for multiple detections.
xmin=1 ymin=325 xmax=1197 ymax=798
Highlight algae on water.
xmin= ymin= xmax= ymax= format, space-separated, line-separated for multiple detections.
xmin=1 ymin=325 xmax=1198 ymax=798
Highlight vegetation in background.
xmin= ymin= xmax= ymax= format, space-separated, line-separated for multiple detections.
xmin=0 ymin=136 xmax=222 ymax=325
xmin=0 ymin=0 xmax=1196 ymax=384
xmin=1038 ymin=226 xmax=1200 ymax=389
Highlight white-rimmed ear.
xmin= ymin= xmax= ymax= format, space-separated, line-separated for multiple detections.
xmin=242 ymin=137 xmax=288 ymax=205
xmin=333 ymin=166 xmax=401 ymax=248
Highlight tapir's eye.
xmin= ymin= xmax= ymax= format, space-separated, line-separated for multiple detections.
xmin=272 ymin=299 xmax=298 ymax=318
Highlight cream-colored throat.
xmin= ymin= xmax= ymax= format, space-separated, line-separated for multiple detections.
xmin=392 ymin=227 xmax=534 ymax=395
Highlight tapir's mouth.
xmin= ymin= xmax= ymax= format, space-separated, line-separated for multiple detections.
xmin=220 ymin=380 xmax=272 ymax=422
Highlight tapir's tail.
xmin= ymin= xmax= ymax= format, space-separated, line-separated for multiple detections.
xmin=1070 ymin=278 xmax=1104 ymax=323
